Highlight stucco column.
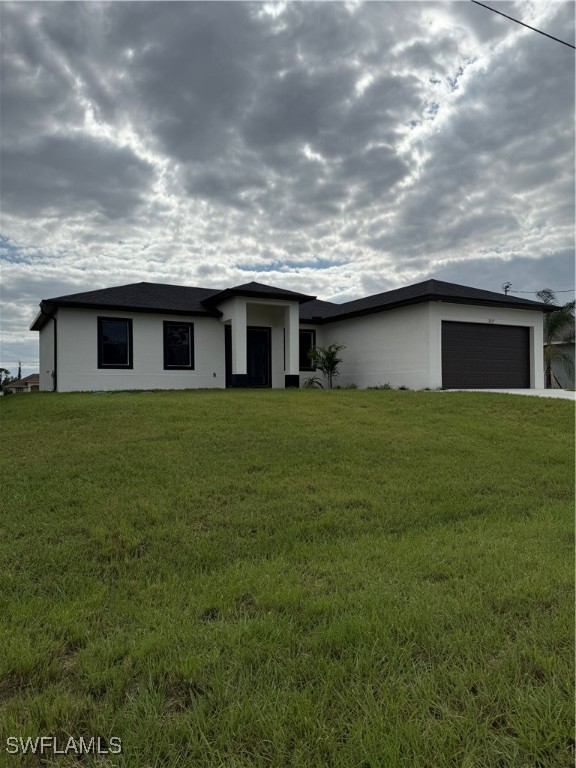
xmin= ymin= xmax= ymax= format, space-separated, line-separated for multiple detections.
xmin=284 ymin=303 xmax=300 ymax=387
xmin=428 ymin=302 xmax=441 ymax=389
xmin=232 ymin=299 xmax=247 ymax=376
xmin=531 ymin=319 xmax=544 ymax=389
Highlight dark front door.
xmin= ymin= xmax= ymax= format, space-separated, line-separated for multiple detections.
xmin=225 ymin=325 xmax=233 ymax=388
xmin=247 ymin=326 xmax=271 ymax=387
xmin=442 ymin=321 xmax=530 ymax=389
xmin=224 ymin=325 xmax=272 ymax=388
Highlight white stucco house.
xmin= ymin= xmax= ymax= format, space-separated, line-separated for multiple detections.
xmin=30 ymin=279 xmax=554 ymax=392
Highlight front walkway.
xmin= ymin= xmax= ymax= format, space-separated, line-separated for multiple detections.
xmin=445 ymin=389 xmax=575 ymax=400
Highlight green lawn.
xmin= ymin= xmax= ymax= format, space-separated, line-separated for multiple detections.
xmin=0 ymin=390 xmax=573 ymax=767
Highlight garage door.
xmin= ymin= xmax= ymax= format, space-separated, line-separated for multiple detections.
xmin=442 ymin=322 xmax=530 ymax=389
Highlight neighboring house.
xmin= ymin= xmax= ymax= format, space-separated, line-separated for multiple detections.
xmin=30 ymin=279 xmax=554 ymax=392
xmin=5 ymin=374 xmax=40 ymax=393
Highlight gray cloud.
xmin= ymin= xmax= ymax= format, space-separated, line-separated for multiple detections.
xmin=0 ymin=1 xmax=574 ymax=374
xmin=1 ymin=134 xmax=154 ymax=218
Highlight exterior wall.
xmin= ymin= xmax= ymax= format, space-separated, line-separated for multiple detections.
xmin=41 ymin=300 xmax=548 ymax=393
xmin=428 ymin=302 xmax=545 ymax=389
xmin=39 ymin=317 xmax=55 ymax=391
xmin=310 ymin=303 xmax=431 ymax=389
xmin=9 ymin=383 xmax=40 ymax=393
xmin=301 ymin=302 xmax=545 ymax=390
xmin=219 ymin=297 xmax=301 ymax=387
xmin=55 ymin=308 xmax=226 ymax=392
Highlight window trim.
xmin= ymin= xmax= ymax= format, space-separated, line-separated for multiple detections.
xmin=97 ymin=317 xmax=133 ymax=369
xmin=163 ymin=321 xmax=195 ymax=370
xmin=299 ymin=328 xmax=317 ymax=371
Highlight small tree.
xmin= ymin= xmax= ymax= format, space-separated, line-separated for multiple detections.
xmin=0 ymin=368 xmax=13 ymax=392
xmin=537 ymin=288 xmax=575 ymax=388
xmin=308 ymin=343 xmax=346 ymax=390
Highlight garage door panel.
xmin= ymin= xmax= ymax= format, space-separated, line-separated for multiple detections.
xmin=442 ymin=322 xmax=530 ymax=389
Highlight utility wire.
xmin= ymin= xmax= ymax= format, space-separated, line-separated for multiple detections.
xmin=509 ymin=289 xmax=575 ymax=294
xmin=470 ymin=1 xmax=576 ymax=50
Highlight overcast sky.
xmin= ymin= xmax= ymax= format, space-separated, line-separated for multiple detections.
xmin=1 ymin=1 xmax=574 ymax=375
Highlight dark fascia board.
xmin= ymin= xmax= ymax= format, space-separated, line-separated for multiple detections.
xmin=202 ymin=288 xmax=316 ymax=306
xmin=30 ymin=300 xmax=221 ymax=331
xmin=312 ymin=294 xmax=557 ymax=325
xmin=30 ymin=311 xmax=46 ymax=332
xmin=30 ymin=302 xmax=59 ymax=331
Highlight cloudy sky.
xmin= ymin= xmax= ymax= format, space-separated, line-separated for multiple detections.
xmin=1 ymin=1 xmax=574 ymax=376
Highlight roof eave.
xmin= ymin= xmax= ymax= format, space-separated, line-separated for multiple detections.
xmin=30 ymin=300 xmax=58 ymax=331
xmin=317 ymin=294 xmax=554 ymax=324
xmin=203 ymin=289 xmax=316 ymax=307
xmin=40 ymin=301 xmax=223 ymax=318
xmin=30 ymin=311 xmax=45 ymax=332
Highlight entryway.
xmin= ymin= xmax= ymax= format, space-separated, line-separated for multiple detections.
xmin=225 ymin=325 xmax=272 ymax=388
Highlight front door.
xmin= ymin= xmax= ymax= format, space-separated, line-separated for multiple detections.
xmin=225 ymin=325 xmax=272 ymax=388
xmin=247 ymin=326 xmax=271 ymax=387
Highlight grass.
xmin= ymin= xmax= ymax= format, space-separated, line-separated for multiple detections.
xmin=0 ymin=389 xmax=573 ymax=767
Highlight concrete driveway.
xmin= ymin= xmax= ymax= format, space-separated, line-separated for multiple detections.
xmin=445 ymin=389 xmax=575 ymax=400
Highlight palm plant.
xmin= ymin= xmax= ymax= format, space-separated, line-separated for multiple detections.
xmin=308 ymin=343 xmax=346 ymax=389
xmin=537 ymin=289 xmax=575 ymax=388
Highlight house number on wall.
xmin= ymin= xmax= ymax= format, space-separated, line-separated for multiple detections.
xmin=488 ymin=319 xmax=495 ymax=323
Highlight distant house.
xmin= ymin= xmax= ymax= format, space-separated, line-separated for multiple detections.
xmin=6 ymin=374 xmax=40 ymax=393
xmin=30 ymin=279 xmax=555 ymax=392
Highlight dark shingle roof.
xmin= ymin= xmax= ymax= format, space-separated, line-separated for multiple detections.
xmin=201 ymin=281 xmax=316 ymax=306
xmin=300 ymin=279 xmax=556 ymax=324
xmin=298 ymin=298 xmax=341 ymax=322
xmin=31 ymin=282 xmax=223 ymax=329
xmin=30 ymin=278 xmax=555 ymax=331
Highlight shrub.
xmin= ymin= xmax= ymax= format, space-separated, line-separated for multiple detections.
xmin=302 ymin=376 xmax=324 ymax=389
xmin=307 ymin=343 xmax=346 ymax=390
xmin=367 ymin=382 xmax=393 ymax=390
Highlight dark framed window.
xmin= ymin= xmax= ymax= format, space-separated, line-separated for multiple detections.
xmin=98 ymin=317 xmax=133 ymax=369
xmin=299 ymin=329 xmax=316 ymax=371
xmin=164 ymin=322 xmax=194 ymax=370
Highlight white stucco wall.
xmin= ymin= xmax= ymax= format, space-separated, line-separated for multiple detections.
xmin=302 ymin=302 xmax=545 ymax=390
xmin=219 ymin=297 xmax=301 ymax=386
xmin=54 ymin=308 xmax=226 ymax=392
xmin=39 ymin=317 xmax=55 ymax=391
xmin=40 ymin=300 xmax=547 ymax=392
xmin=313 ymin=303 xmax=431 ymax=389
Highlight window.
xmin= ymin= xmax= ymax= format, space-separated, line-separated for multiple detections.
xmin=164 ymin=322 xmax=194 ymax=369
xmin=98 ymin=318 xmax=133 ymax=369
xmin=299 ymin=329 xmax=316 ymax=371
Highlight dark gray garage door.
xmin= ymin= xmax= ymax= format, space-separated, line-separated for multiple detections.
xmin=442 ymin=322 xmax=530 ymax=389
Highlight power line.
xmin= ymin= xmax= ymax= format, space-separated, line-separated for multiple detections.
xmin=470 ymin=1 xmax=576 ymax=50
xmin=509 ymin=289 xmax=575 ymax=294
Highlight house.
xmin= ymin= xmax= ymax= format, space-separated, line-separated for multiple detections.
xmin=5 ymin=374 xmax=40 ymax=393
xmin=30 ymin=279 xmax=555 ymax=392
